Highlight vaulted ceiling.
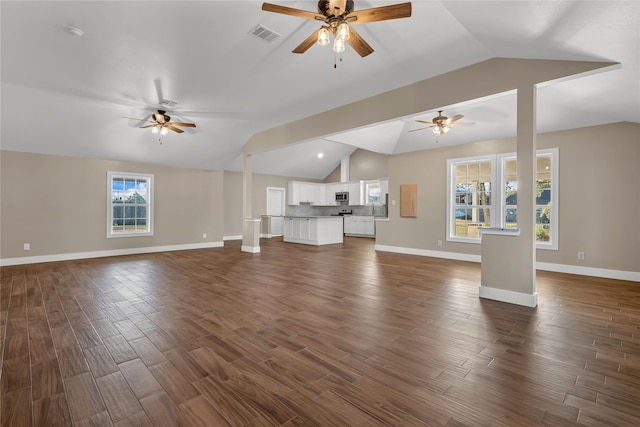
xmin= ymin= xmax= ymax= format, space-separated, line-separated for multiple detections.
xmin=2 ymin=1 xmax=638 ymax=179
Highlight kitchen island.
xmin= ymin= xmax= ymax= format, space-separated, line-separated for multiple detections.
xmin=283 ymin=216 xmax=343 ymax=245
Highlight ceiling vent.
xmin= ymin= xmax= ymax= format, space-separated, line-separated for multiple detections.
xmin=248 ymin=24 xmax=281 ymax=43
xmin=160 ymin=99 xmax=178 ymax=108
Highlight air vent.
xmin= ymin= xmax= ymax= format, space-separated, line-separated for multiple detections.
xmin=160 ymin=99 xmax=178 ymax=108
xmin=248 ymin=24 xmax=281 ymax=43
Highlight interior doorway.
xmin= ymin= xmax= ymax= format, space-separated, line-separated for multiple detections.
xmin=266 ymin=187 xmax=285 ymax=236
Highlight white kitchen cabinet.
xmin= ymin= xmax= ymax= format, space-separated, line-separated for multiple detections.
xmin=288 ymin=181 xmax=322 ymax=205
xmin=348 ymin=181 xmax=361 ymax=206
xmin=283 ymin=217 xmax=343 ymax=245
xmin=323 ymin=183 xmax=339 ymax=205
xmin=343 ymin=216 xmax=375 ymax=237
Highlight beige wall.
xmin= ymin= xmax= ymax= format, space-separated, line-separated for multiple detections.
xmin=348 ymin=149 xmax=389 ymax=181
xmin=322 ymin=149 xmax=389 ymax=183
xmin=323 ymin=165 xmax=341 ymax=183
xmin=223 ymin=171 xmax=319 ymax=237
xmin=0 ymin=151 xmax=223 ymax=259
xmin=377 ymin=122 xmax=640 ymax=273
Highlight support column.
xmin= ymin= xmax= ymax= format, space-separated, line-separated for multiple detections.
xmin=479 ymin=85 xmax=537 ymax=307
xmin=242 ymin=152 xmax=260 ymax=253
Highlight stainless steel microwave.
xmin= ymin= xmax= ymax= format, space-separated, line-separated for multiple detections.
xmin=335 ymin=192 xmax=349 ymax=202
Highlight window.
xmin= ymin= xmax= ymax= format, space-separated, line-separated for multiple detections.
xmin=447 ymin=148 xmax=558 ymax=249
xmin=447 ymin=156 xmax=494 ymax=240
xmin=498 ymin=148 xmax=558 ymax=249
xmin=107 ymin=172 xmax=153 ymax=238
xmin=365 ymin=181 xmax=381 ymax=204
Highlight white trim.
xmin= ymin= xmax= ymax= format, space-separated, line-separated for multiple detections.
xmin=223 ymin=235 xmax=243 ymax=241
xmin=107 ymin=171 xmax=154 ymax=238
xmin=375 ymin=244 xmax=481 ymax=263
xmin=0 ymin=241 xmax=224 ymax=267
xmin=479 ymin=286 xmax=538 ymax=307
xmin=537 ymin=262 xmax=640 ymax=282
xmin=375 ymin=244 xmax=639 ymax=282
xmin=241 ymin=245 xmax=261 ymax=253
xmin=260 ymin=233 xmax=273 ymax=238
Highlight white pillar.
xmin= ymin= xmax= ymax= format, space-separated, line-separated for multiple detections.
xmin=242 ymin=152 xmax=260 ymax=253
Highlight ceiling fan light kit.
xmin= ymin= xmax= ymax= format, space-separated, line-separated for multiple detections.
xmin=124 ymin=109 xmax=196 ymax=138
xmin=261 ymin=1 xmax=412 ymax=62
xmin=410 ymin=110 xmax=475 ymax=136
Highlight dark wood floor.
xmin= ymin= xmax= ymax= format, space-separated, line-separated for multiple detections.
xmin=1 ymin=237 xmax=639 ymax=426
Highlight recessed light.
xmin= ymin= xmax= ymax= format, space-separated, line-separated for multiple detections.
xmin=317 ymin=153 xmax=324 ymax=159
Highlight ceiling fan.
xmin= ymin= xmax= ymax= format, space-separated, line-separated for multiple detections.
xmin=261 ymin=1 xmax=412 ymax=58
xmin=410 ymin=111 xmax=475 ymax=135
xmin=124 ymin=110 xmax=196 ymax=136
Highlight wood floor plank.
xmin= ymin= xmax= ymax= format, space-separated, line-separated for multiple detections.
xmin=148 ymin=361 xmax=200 ymax=404
xmin=95 ymin=372 xmax=144 ymax=422
xmin=1 ymin=386 xmax=32 ymax=427
xmin=1 ymin=237 xmax=639 ymax=426
xmin=129 ymin=337 xmax=167 ymax=367
xmin=57 ymin=345 xmax=90 ymax=378
xmin=31 ymin=358 xmax=65 ymax=401
xmin=102 ymin=334 xmax=138 ymax=365
xmin=64 ymin=372 xmax=106 ymax=422
xmin=179 ymin=395 xmax=232 ymax=427
xmin=1 ymin=355 xmax=30 ymax=393
xmin=139 ymin=392 xmax=185 ymax=427
xmin=192 ymin=375 xmax=261 ymax=426
xmin=118 ymin=358 xmax=164 ymax=400
xmin=32 ymin=392 xmax=72 ymax=427
xmin=84 ymin=345 xmax=119 ymax=378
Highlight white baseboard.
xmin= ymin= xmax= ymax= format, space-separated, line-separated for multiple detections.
xmin=241 ymin=245 xmax=260 ymax=253
xmin=0 ymin=241 xmax=224 ymax=267
xmin=536 ymin=262 xmax=639 ymax=282
xmin=375 ymin=244 xmax=639 ymax=282
xmin=223 ymin=235 xmax=242 ymax=241
xmin=479 ymin=286 xmax=538 ymax=307
xmin=374 ymin=244 xmax=481 ymax=263
xmin=260 ymin=233 xmax=272 ymax=238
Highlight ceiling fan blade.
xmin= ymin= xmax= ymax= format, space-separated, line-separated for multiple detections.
xmin=415 ymin=120 xmax=434 ymax=125
xmin=166 ymin=125 xmax=184 ymax=133
xmin=168 ymin=122 xmax=196 ymax=128
xmin=293 ymin=28 xmax=322 ymax=54
xmin=262 ymin=3 xmax=324 ymax=21
xmin=448 ymin=114 xmax=464 ymax=123
xmin=140 ymin=124 xmax=157 ymax=129
xmin=409 ymin=127 xmax=431 ymax=133
xmin=123 ymin=116 xmax=147 ymax=121
xmin=346 ymin=26 xmax=374 ymax=57
xmin=349 ymin=2 xmax=412 ymax=24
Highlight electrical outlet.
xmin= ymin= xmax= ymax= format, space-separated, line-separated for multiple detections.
xmin=577 ymin=251 xmax=585 ymax=260
xmin=23 ymin=243 xmax=30 ymax=251
xmin=202 ymin=233 xmax=207 ymax=239
xmin=437 ymin=240 xmax=443 ymax=247
xmin=391 ymin=200 xmax=396 ymax=206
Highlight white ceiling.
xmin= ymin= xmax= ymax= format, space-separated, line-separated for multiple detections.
xmin=2 ymin=1 xmax=638 ymax=179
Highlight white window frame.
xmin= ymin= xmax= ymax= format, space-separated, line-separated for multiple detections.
xmin=364 ymin=180 xmax=382 ymax=205
xmin=446 ymin=155 xmax=496 ymax=244
xmin=447 ymin=148 xmax=558 ymax=250
xmin=107 ymin=171 xmax=154 ymax=238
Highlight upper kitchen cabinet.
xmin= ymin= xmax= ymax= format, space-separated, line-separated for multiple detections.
xmin=348 ymin=182 xmax=361 ymax=206
xmin=288 ymin=181 xmax=322 ymax=205
xmin=323 ymin=183 xmax=339 ymax=206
